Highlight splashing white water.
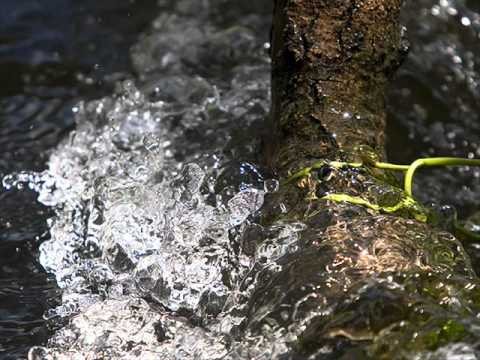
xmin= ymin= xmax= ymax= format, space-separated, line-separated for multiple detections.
xmin=19 ymin=1 xmax=293 ymax=358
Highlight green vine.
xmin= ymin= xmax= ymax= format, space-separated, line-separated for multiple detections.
xmin=287 ymin=157 xmax=480 ymax=240
xmin=322 ymin=193 xmax=428 ymax=222
xmin=404 ymin=157 xmax=480 ymax=197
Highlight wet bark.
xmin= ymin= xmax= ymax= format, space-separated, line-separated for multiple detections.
xmin=246 ymin=1 xmax=480 ymax=358
xmin=267 ymin=0 xmax=406 ymax=172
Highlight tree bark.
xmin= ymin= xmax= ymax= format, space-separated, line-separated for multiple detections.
xmin=267 ymin=0 xmax=406 ymax=173
xmin=245 ymin=1 xmax=480 ymax=358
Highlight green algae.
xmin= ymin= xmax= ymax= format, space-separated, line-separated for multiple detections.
xmin=424 ymin=320 xmax=466 ymax=349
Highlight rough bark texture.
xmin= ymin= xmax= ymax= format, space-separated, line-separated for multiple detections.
xmin=267 ymin=0 xmax=407 ymax=173
xmin=250 ymin=1 xmax=480 ymax=358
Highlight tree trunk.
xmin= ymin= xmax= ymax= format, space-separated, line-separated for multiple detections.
xmin=266 ymin=0 xmax=406 ymax=172
xmin=245 ymin=1 xmax=480 ymax=358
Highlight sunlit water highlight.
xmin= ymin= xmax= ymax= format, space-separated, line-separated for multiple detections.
xmin=1 ymin=0 xmax=480 ymax=359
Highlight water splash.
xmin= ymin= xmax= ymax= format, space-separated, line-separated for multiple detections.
xmin=22 ymin=1 xmax=275 ymax=358
xmin=388 ymin=0 xmax=480 ymax=216
xmin=4 ymin=0 xmax=479 ymax=359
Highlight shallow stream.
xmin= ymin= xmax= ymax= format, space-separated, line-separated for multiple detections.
xmin=1 ymin=0 xmax=480 ymax=359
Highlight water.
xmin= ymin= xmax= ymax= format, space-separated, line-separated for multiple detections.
xmin=1 ymin=0 xmax=480 ymax=359
xmin=388 ymin=0 xmax=480 ymax=215
xmin=0 ymin=0 xmax=159 ymax=357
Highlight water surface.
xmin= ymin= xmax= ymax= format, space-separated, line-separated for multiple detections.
xmin=0 ymin=0 xmax=158 ymax=357
xmin=2 ymin=0 xmax=480 ymax=359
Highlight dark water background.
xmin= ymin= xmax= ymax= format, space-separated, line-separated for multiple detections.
xmin=1 ymin=0 xmax=480 ymax=358
xmin=0 ymin=1 xmax=158 ymax=357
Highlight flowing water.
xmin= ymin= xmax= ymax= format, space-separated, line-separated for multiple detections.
xmin=0 ymin=0 xmax=160 ymax=357
xmin=1 ymin=0 xmax=480 ymax=359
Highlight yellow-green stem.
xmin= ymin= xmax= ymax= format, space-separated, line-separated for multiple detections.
xmin=404 ymin=157 xmax=480 ymax=197
xmin=375 ymin=162 xmax=410 ymax=171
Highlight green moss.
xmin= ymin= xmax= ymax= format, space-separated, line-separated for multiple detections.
xmin=422 ymin=320 xmax=466 ymax=350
